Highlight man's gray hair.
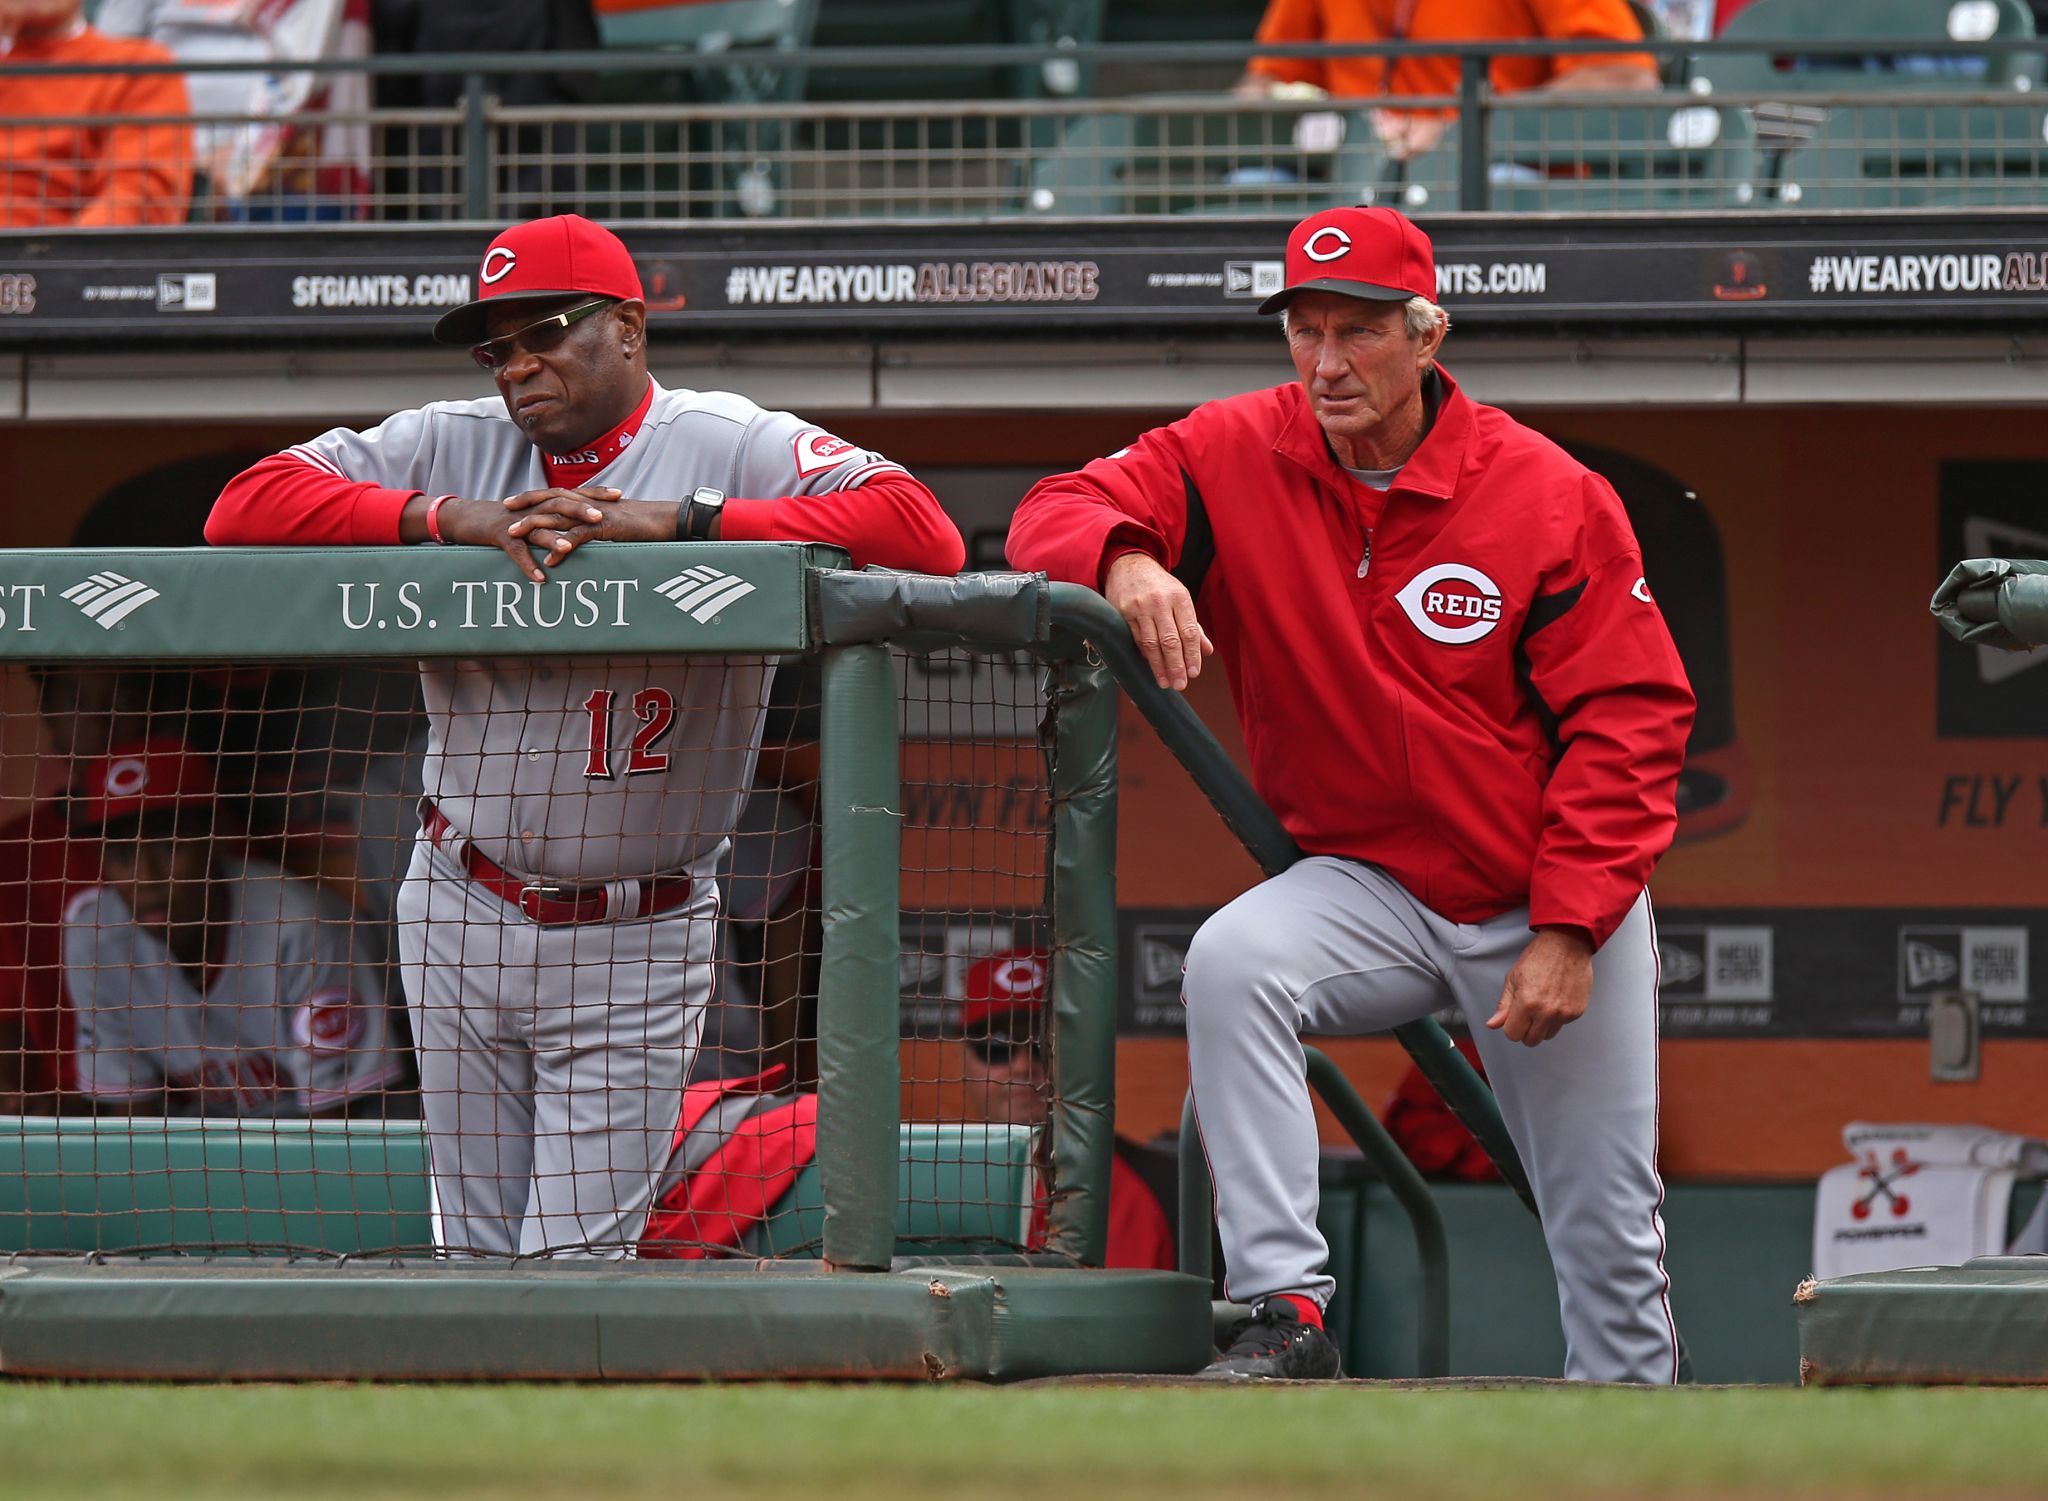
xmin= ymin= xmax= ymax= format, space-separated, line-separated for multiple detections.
xmin=1281 ymin=296 xmax=1451 ymax=339
xmin=1402 ymin=295 xmax=1450 ymax=339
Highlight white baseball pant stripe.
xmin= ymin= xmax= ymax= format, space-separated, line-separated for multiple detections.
xmin=395 ymin=840 xmax=715 ymax=1258
xmin=1182 ymin=855 xmax=1676 ymax=1384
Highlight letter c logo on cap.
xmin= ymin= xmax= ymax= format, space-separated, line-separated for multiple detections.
xmin=1304 ymin=227 xmax=1352 ymax=264
xmin=103 ymin=758 xmax=148 ymax=797
xmin=481 ymin=247 xmax=518 ymax=285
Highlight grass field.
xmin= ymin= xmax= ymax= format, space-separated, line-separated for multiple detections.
xmin=4 ymin=1383 xmax=2048 ymax=1500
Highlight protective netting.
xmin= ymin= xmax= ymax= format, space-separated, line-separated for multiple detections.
xmin=896 ymin=645 xmax=1053 ymax=1258
xmin=0 ymin=645 xmax=1061 ymax=1263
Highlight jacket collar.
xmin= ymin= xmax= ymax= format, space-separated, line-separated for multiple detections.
xmin=1273 ymin=363 xmax=1472 ymax=503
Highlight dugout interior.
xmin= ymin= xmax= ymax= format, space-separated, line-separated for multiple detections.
xmin=8 ymin=273 xmax=2046 ymax=1381
xmin=8 ymin=14 xmax=2048 ymax=1381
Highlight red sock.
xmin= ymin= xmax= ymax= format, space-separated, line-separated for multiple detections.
xmin=1271 ymin=1293 xmax=1323 ymax=1329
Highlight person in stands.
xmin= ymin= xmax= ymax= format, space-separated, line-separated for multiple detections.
xmin=0 ymin=0 xmax=192 ymax=225
xmin=1234 ymin=0 xmax=1656 ymax=162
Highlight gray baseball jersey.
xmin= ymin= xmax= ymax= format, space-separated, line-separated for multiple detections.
xmin=288 ymin=379 xmax=904 ymax=883
xmin=63 ymin=857 xmax=402 ymax=1116
xmin=278 ymin=378 xmax=911 ymax=1255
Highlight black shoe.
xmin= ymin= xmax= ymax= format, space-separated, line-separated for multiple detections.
xmin=1198 ymin=1298 xmax=1343 ymax=1380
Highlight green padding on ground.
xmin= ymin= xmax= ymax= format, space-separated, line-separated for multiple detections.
xmin=0 ymin=1119 xmax=1033 ymax=1257
xmin=1796 ymin=1259 xmax=2048 ymax=1386
xmin=0 ymin=1264 xmax=1213 ymax=1382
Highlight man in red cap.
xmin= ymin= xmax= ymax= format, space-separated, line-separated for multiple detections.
xmin=207 ymin=215 xmax=962 ymax=1257
xmin=1006 ymin=206 xmax=1693 ymax=1381
xmin=61 ymin=739 xmax=401 ymax=1116
xmin=954 ymin=947 xmax=1174 ymax=1271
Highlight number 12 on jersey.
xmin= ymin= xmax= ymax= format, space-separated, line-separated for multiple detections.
xmin=582 ymin=687 xmax=677 ymax=778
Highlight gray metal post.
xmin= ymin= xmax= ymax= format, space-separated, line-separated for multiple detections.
xmin=1303 ymin=1047 xmax=1449 ymax=1378
xmin=462 ymin=72 xmax=492 ymax=219
xmin=1458 ymin=53 xmax=1489 ymax=211
xmin=1177 ymin=1090 xmax=1212 ymax=1284
xmin=816 ymin=642 xmax=902 ymax=1271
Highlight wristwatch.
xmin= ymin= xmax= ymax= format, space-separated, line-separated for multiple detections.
xmin=680 ymin=486 xmax=726 ymax=541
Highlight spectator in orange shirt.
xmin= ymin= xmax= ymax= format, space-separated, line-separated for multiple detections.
xmin=0 ymin=0 xmax=193 ymax=226
xmin=1236 ymin=0 xmax=1657 ymax=161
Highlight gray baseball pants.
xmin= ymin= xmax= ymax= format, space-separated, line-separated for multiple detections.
xmin=1182 ymin=856 xmax=1677 ymax=1384
xmin=395 ymin=840 xmax=716 ymax=1258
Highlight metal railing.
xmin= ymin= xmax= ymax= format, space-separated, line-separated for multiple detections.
xmin=1179 ymin=1049 xmax=1452 ymax=1379
xmin=2 ymin=37 xmax=2047 ymax=223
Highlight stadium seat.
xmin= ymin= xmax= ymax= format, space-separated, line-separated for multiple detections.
xmin=587 ymin=0 xmax=821 ymax=218
xmin=1100 ymin=0 xmax=1264 ymax=44
xmin=799 ymin=0 xmax=1105 ymax=212
xmin=1484 ymin=101 xmax=1759 ymax=211
xmin=1689 ymin=0 xmax=2040 ymax=208
xmin=1025 ymin=102 xmax=1757 ymax=216
xmin=1027 ymin=103 xmax=1348 ymax=216
xmin=1096 ymin=0 xmax=1262 ymax=94
xmin=1026 ymin=104 xmax=1473 ymax=217
xmin=808 ymin=0 xmax=1102 ymax=103
xmin=1695 ymin=0 xmax=2037 ymax=92
xmin=1777 ymin=100 xmax=2048 ymax=207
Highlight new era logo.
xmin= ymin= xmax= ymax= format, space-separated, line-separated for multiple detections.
xmin=1903 ymin=940 xmax=1960 ymax=990
xmin=1898 ymin=926 xmax=2028 ymax=1002
xmin=1657 ymin=942 xmax=1705 ymax=987
xmin=655 ymin=567 xmax=755 ymax=624
xmin=61 ymin=571 xmax=160 ymax=629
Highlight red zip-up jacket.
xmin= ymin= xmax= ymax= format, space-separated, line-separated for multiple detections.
xmin=1005 ymin=366 xmax=1694 ymax=950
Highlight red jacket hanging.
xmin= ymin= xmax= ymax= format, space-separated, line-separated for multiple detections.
xmin=1005 ymin=366 xmax=1694 ymax=949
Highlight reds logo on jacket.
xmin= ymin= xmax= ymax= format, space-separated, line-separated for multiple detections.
xmin=1004 ymin=365 xmax=1695 ymax=949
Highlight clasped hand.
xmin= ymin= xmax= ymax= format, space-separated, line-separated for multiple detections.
xmin=440 ymin=487 xmax=674 ymax=583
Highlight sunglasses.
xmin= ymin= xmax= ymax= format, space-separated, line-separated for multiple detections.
xmin=470 ymin=298 xmax=612 ymax=373
xmin=968 ymin=1035 xmax=1043 ymax=1068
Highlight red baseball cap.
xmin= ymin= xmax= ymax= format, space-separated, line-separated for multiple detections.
xmin=433 ymin=214 xmax=646 ymax=346
xmin=960 ymin=947 xmax=1051 ymax=1033
xmin=71 ymin=738 xmax=217 ymax=832
xmin=1257 ymin=206 xmax=1438 ymax=315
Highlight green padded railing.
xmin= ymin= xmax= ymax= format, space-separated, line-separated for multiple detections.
xmin=0 ymin=550 xmax=1119 ymax=1271
xmin=0 ymin=1119 xmax=1035 ymax=1260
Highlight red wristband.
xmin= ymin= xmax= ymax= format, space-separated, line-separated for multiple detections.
xmin=424 ymin=494 xmax=454 ymax=545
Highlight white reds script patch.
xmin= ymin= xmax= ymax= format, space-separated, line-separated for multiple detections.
xmin=1395 ymin=562 xmax=1505 ymax=645
xmin=480 ymin=247 xmax=517 ymax=285
xmin=1632 ymin=576 xmax=1654 ymax=603
xmin=793 ymin=429 xmax=857 ymax=478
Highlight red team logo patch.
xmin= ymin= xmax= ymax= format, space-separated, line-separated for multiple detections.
xmin=101 ymin=757 xmax=150 ymax=797
xmin=980 ymin=953 xmax=1046 ymax=1000
xmin=793 ymin=429 xmax=856 ymax=478
xmin=1395 ymin=562 xmax=1505 ymax=645
xmin=295 ymin=994 xmax=364 ymax=1054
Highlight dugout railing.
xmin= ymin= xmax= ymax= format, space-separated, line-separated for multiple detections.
xmin=8 ymin=31 xmax=2048 ymax=222
xmin=0 ymin=541 xmax=1217 ymax=1380
xmin=0 ymin=542 xmax=1519 ymax=1380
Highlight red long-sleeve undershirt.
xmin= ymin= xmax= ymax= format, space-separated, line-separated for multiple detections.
xmin=205 ymin=455 xmax=966 ymax=576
